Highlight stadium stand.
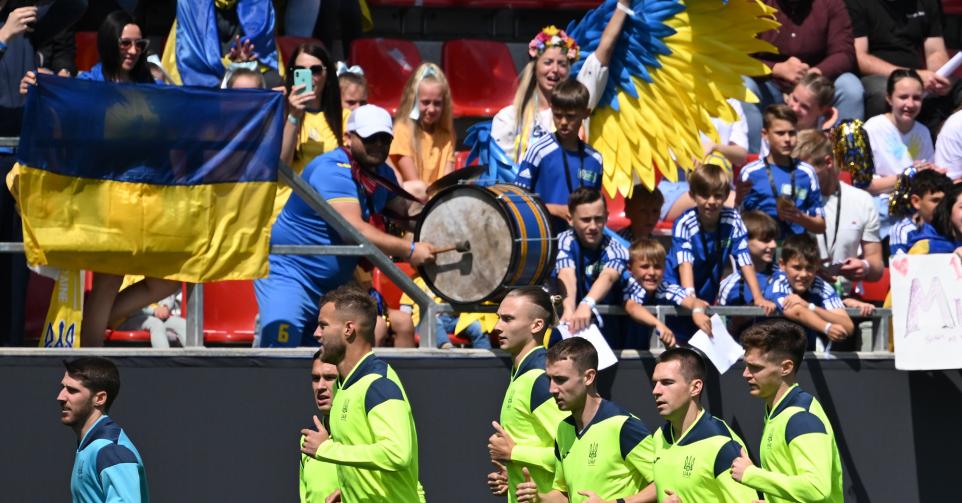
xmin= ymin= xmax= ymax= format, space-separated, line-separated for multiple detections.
xmin=350 ymin=38 xmax=422 ymax=113
xmin=442 ymin=39 xmax=516 ymax=117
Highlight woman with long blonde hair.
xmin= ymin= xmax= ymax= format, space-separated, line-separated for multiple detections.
xmin=490 ymin=0 xmax=632 ymax=164
xmin=390 ymin=62 xmax=456 ymax=185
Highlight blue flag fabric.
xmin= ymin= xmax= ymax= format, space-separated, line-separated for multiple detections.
xmin=13 ymin=74 xmax=285 ymax=282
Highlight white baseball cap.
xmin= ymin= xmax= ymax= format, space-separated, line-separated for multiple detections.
xmin=346 ymin=104 xmax=393 ymax=138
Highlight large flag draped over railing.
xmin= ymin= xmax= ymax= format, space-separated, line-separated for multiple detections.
xmin=12 ymin=74 xmax=284 ymax=282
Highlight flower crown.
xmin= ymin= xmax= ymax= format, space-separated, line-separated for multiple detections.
xmin=528 ymin=26 xmax=580 ymax=61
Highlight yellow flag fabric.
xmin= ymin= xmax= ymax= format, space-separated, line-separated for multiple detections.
xmin=15 ymin=74 xmax=284 ymax=282
xmin=40 ymin=269 xmax=84 ymax=348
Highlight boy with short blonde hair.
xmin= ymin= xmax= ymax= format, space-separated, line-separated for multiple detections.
xmin=665 ymin=164 xmax=775 ymax=338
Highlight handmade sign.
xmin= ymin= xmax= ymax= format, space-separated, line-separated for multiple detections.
xmin=890 ymin=253 xmax=962 ymax=370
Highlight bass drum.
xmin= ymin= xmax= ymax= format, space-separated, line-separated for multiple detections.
xmin=415 ymin=184 xmax=556 ymax=306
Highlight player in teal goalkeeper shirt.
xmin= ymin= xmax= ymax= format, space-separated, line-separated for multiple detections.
xmin=59 ymin=357 xmax=148 ymax=503
xmin=486 ymin=287 xmax=570 ymax=501
xmin=300 ymin=286 xmax=425 ymax=503
xmin=299 ymin=351 xmax=340 ymax=502
xmin=732 ymin=319 xmax=844 ymax=503
xmin=649 ymin=347 xmax=758 ymax=502
xmin=515 ymin=337 xmax=655 ymax=503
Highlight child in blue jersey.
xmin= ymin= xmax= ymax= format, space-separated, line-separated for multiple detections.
xmin=772 ymin=234 xmax=854 ymax=350
xmin=623 ymin=238 xmax=710 ymax=348
xmin=556 ymin=188 xmax=630 ymax=338
xmin=718 ymin=211 xmax=780 ymax=336
xmin=515 ymin=79 xmax=603 ymax=233
xmin=906 ymin=183 xmax=962 ymax=255
xmin=889 ymin=170 xmax=952 ymax=256
xmin=738 ymin=104 xmax=825 ymax=237
xmin=664 ymin=164 xmax=775 ymax=337
xmin=58 ymin=357 xmax=148 ymax=503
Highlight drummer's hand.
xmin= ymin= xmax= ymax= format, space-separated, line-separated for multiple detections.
xmin=569 ymin=303 xmax=593 ymax=334
xmin=409 ymin=242 xmax=436 ymax=267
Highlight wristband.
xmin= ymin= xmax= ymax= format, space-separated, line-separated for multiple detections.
xmin=860 ymin=259 xmax=871 ymax=272
xmin=684 ymin=287 xmax=696 ymax=296
xmin=580 ymin=296 xmax=596 ymax=308
xmin=287 ymin=113 xmax=300 ymax=125
xmin=692 ymin=307 xmax=706 ymax=314
xmin=408 ymin=241 xmax=416 ymax=260
xmin=616 ymin=2 xmax=635 ymax=16
xmin=823 ymin=322 xmax=833 ymax=336
xmin=808 ymin=302 xmax=817 ymax=312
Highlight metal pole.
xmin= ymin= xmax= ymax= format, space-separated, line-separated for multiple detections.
xmin=278 ymin=163 xmax=439 ymax=347
xmin=185 ymin=283 xmax=204 ymax=347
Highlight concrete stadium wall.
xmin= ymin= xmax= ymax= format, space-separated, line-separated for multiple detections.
xmin=1 ymin=349 xmax=957 ymax=502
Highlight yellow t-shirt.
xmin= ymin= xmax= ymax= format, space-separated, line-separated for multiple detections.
xmin=272 ymin=111 xmax=341 ymax=223
xmin=389 ymin=120 xmax=455 ymax=185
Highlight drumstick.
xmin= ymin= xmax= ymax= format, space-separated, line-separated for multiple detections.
xmin=434 ymin=240 xmax=471 ymax=254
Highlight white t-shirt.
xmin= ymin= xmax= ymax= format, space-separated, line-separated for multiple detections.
xmin=817 ymin=182 xmax=881 ymax=265
xmin=703 ymin=99 xmax=749 ymax=150
xmin=935 ymin=109 xmax=962 ymax=181
xmin=491 ymin=52 xmax=609 ymax=163
xmin=863 ymin=114 xmax=935 ymax=177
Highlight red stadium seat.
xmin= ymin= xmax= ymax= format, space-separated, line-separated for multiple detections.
xmin=276 ymin=35 xmax=323 ymax=65
xmin=861 ymin=267 xmax=890 ymax=304
xmin=350 ymin=38 xmax=422 ymax=114
xmin=75 ymin=31 xmax=98 ymax=72
xmin=605 ymin=192 xmax=630 ymax=232
xmin=104 ymin=329 xmax=151 ymax=345
xmin=443 ymin=39 xmax=517 ymax=117
xmin=454 ymin=150 xmax=475 ymax=169
xmin=200 ymin=281 xmax=257 ymax=345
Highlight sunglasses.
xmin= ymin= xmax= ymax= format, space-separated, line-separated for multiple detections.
xmin=293 ymin=64 xmax=326 ymax=76
xmin=119 ymin=38 xmax=149 ymax=51
xmin=344 ymin=99 xmax=368 ymax=107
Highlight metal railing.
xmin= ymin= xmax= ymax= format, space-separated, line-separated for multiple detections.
xmin=0 ymin=136 xmax=893 ymax=351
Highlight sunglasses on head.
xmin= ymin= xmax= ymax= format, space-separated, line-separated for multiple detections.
xmin=293 ymin=64 xmax=326 ymax=76
xmin=119 ymin=38 xmax=149 ymax=51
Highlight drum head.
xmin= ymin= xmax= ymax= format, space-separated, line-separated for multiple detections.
xmin=416 ymin=186 xmax=513 ymax=304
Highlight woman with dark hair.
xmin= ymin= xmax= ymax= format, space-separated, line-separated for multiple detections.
xmin=276 ymin=42 xmax=342 ymax=216
xmin=19 ymin=10 xmax=153 ymax=91
xmin=86 ymin=10 xmax=152 ymax=83
xmin=19 ymin=11 xmax=176 ymax=347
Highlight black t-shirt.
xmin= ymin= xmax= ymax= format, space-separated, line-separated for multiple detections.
xmin=845 ymin=0 xmax=943 ymax=69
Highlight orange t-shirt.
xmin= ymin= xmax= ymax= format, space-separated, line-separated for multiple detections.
xmin=389 ymin=120 xmax=455 ymax=185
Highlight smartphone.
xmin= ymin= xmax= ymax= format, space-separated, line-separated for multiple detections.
xmin=293 ymin=68 xmax=313 ymax=95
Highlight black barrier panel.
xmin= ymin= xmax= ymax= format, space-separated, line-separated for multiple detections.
xmin=1 ymin=354 xmax=956 ymax=502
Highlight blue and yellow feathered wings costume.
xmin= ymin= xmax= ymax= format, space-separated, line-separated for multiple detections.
xmin=568 ymin=0 xmax=778 ymax=196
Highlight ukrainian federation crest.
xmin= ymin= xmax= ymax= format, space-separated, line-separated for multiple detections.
xmin=340 ymin=399 xmax=350 ymax=421
xmin=682 ymin=455 xmax=695 ymax=478
xmin=587 ymin=442 xmax=599 ymax=466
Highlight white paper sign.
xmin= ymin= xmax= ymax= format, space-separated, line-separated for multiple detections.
xmin=556 ymin=323 xmax=619 ymax=370
xmin=687 ymin=314 xmax=744 ymax=374
xmin=890 ymin=254 xmax=962 ymax=370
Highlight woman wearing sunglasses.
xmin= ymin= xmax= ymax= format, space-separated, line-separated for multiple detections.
xmin=276 ymin=43 xmax=343 ymax=216
xmin=19 ymin=10 xmax=154 ymax=92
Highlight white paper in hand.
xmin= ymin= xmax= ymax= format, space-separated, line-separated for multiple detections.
xmin=686 ymin=314 xmax=743 ymax=374
xmin=555 ymin=323 xmax=618 ymax=370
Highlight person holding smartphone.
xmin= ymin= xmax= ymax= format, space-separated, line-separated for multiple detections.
xmin=276 ymin=42 xmax=343 ymax=220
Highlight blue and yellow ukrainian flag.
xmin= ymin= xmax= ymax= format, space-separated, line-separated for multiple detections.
xmin=13 ymin=74 xmax=284 ymax=282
